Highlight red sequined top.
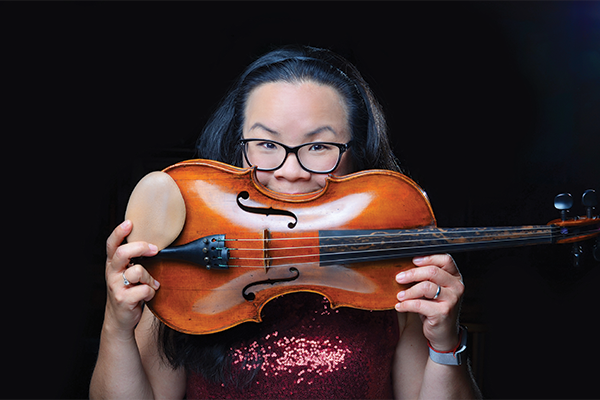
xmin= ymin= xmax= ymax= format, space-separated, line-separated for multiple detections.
xmin=186 ymin=292 xmax=399 ymax=399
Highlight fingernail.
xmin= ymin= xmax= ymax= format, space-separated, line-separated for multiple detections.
xmin=397 ymin=291 xmax=405 ymax=299
xmin=120 ymin=220 xmax=131 ymax=229
xmin=413 ymin=256 xmax=426 ymax=264
xmin=148 ymin=244 xmax=158 ymax=252
xmin=154 ymin=280 xmax=160 ymax=289
xmin=396 ymin=272 xmax=406 ymax=281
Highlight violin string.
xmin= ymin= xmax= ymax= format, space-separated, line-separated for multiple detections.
xmin=226 ymin=225 xmax=555 ymax=247
xmin=229 ymin=226 xmax=555 ymax=252
xmin=224 ymin=228 xmax=594 ymax=268
xmin=217 ymin=224 xmax=599 ymax=268
xmin=240 ymin=232 xmax=554 ymax=253
xmin=227 ymin=228 xmax=558 ymax=267
xmin=228 ymin=235 xmax=553 ymax=268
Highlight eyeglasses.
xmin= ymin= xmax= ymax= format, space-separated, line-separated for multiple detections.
xmin=239 ymin=138 xmax=352 ymax=174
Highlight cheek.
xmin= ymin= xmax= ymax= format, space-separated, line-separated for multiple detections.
xmin=333 ymin=153 xmax=354 ymax=176
xmin=313 ymin=174 xmax=329 ymax=188
xmin=254 ymin=170 xmax=272 ymax=186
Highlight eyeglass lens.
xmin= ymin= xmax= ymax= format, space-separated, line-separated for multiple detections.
xmin=243 ymin=140 xmax=343 ymax=173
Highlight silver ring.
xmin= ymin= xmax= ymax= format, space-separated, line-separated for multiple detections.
xmin=432 ymin=285 xmax=441 ymax=300
xmin=123 ymin=271 xmax=131 ymax=286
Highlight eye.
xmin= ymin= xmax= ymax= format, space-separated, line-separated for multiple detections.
xmin=256 ymin=141 xmax=278 ymax=150
xmin=308 ymin=143 xmax=332 ymax=152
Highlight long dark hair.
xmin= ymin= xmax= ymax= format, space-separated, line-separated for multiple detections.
xmin=160 ymin=45 xmax=401 ymax=384
xmin=195 ymin=45 xmax=400 ymax=173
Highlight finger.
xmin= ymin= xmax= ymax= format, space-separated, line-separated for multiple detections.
xmin=413 ymin=254 xmax=460 ymax=276
xmin=136 ymin=285 xmax=158 ymax=303
xmin=108 ymin=240 xmax=159 ymax=273
xmin=396 ymin=265 xmax=455 ymax=287
xmin=106 ymin=220 xmax=133 ymax=261
xmin=123 ymin=284 xmax=157 ymax=305
xmin=394 ymin=297 xmax=440 ymax=316
xmin=123 ymin=264 xmax=160 ymax=290
xmin=111 ymin=283 xmax=157 ymax=311
xmin=397 ymin=281 xmax=440 ymax=302
xmin=394 ymin=294 xmax=457 ymax=318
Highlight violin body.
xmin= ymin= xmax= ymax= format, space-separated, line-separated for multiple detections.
xmin=130 ymin=159 xmax=599 ymax=335
xmin=142 ymin=159 xmax=436 ymax=334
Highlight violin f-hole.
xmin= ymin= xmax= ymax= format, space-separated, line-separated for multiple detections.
xmin=236 ymin=191 xmax=298 ymax=229
xmin=242 ymin=267 xmax=300 ymax=301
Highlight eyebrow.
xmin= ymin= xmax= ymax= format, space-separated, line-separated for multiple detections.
xmin=249 ymin=123 xmax=338 ymax=137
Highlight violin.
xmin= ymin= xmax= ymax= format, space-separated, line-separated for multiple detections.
xmin=125 ymin=159 xmax=600 ymax=335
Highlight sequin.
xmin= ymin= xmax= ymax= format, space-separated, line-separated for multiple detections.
xmin=186 ymin=292 xmax=399 ymax=399
xmin=231 ymin=333 xmax=353 ymax=384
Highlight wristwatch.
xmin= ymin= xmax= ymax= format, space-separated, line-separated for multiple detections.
xmin=428 ymin=325 xmax=468 ymax=366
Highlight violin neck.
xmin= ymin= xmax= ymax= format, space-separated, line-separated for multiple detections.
xmin=318 ymin=225 xmax=558 ymax=265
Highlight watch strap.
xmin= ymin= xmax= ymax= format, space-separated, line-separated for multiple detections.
xmin=428 ymin=325 xmax=467 ymax=366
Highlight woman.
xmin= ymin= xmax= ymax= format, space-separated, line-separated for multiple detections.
xmin=90 ymin=46 xmax=480 ymax=399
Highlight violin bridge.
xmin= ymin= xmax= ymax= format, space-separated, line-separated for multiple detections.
xmin=262 ymin=229 xmax=271 ymax=273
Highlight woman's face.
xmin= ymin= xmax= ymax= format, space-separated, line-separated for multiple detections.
xmin=242 ymin=81 xmax=353 ymax=194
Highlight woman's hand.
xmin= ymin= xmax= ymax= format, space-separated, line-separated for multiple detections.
xmin=395 ymin=254 xmax=464 ymax=351
xmin=104 ymin=220 xmax=161 ymax=337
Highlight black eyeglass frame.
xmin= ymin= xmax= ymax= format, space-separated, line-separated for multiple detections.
xmin=239 ymin=138 xmax=353 ymax=174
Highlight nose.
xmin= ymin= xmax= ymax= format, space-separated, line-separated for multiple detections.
xmin=273 ymin=153 xmax=311 ymax=181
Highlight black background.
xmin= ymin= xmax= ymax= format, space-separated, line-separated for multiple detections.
xmin=4 ymin=2 xmax=600 ymax=399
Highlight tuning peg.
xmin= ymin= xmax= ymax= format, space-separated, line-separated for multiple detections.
xmin=554 ymin=193 xmax=573 ymax=221
xmin=582 ymin=189 xmax=597 ymax=218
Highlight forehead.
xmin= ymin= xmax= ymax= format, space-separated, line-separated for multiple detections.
xmin=243 ymin=81 xmax=350 ymax=141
